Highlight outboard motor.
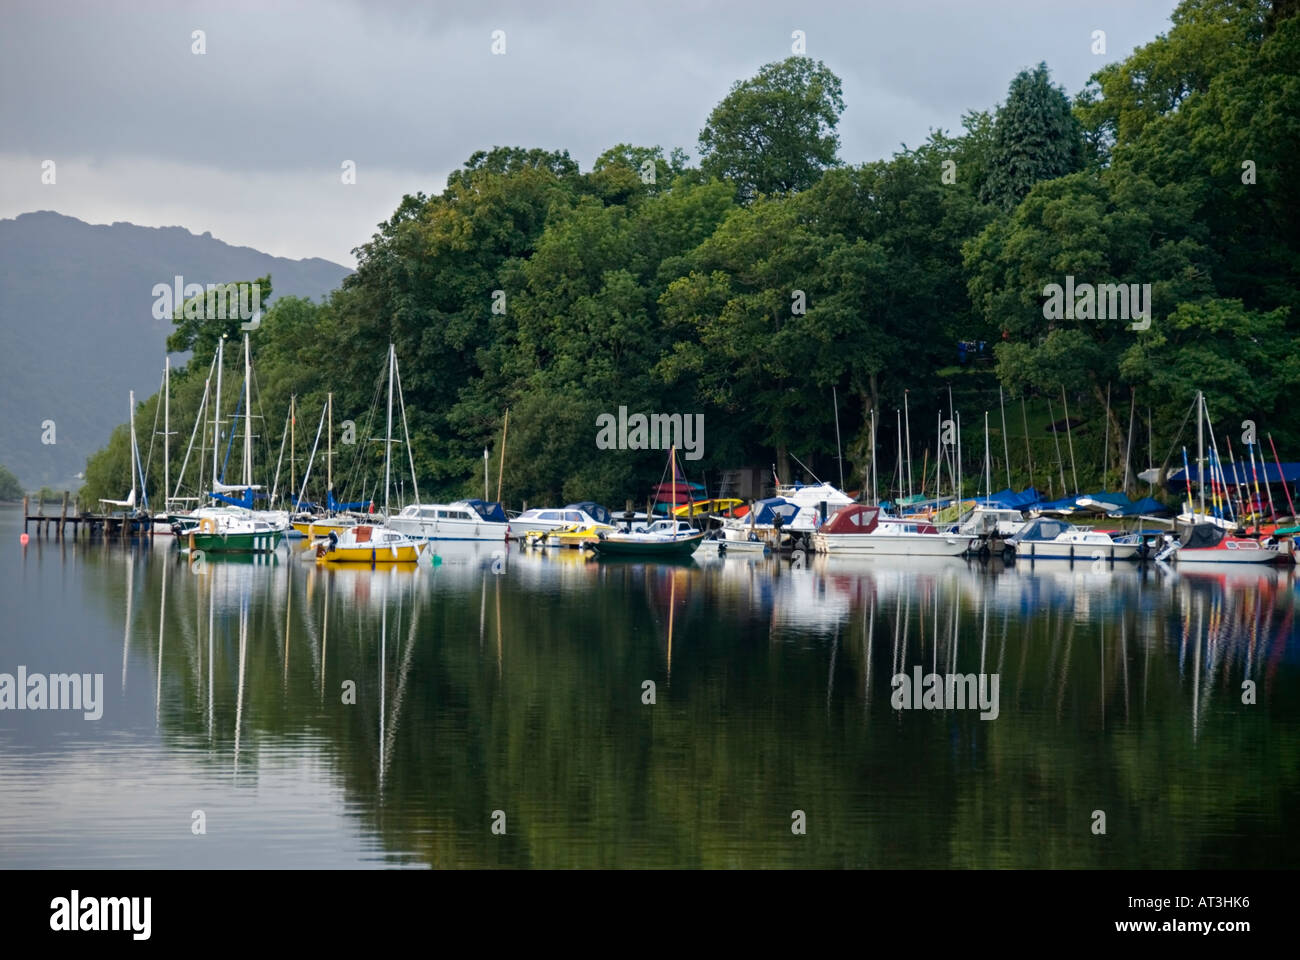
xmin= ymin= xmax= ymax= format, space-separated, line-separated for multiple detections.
xmin=1153 ymin=534 xmax=1179 ymax=563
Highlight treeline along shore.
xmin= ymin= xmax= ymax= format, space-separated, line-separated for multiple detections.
xmin=77 ymin=1 xmax=1300 ymax=511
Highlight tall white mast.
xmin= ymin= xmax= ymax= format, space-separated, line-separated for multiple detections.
xmin=327 ymin=392 xmax=333 ymax=503
xmin=956 ymin=410 xmax=963 ymax=502
xmin=163 ymin=358 xmax=170 ymax=511
xmin=999 ymin=385 xmax=1011 ymax=489
xmin=935 ymin=411 xmax=943 ymax=503
xmin=1196 ymin=389 xmax=1205 ymax=516
xmin=984 ymin=411 xmax=992 ymax=498
xmin=903 ymin=390 xmax=913 ymax=499
xmin=243 ymin=332 xmax=253 ymax=488
xmin=211 ymin=337 xmax=224 ymax=490
xmin=384 ymin=343 xmax=394 ymax=517
xmin=896 ymin=409 xmax=903 ymax=502
xmin=832 ymin=386 xmax=844 ymax=492
xmin=128 ymin=390 xmax=138 ymax=503
xmin=870 ymin=409 xmax=877 ymax=506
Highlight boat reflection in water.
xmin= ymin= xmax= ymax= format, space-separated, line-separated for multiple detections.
xmin=6 ymin=515 xmax=1298 ymax=869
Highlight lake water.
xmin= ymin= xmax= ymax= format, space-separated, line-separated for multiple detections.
xmin=2 ymin=506 xmax=1297 ymax=869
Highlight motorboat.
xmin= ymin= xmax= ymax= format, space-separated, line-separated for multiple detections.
xmin=1008 ymin=517 xmax=1141 ymax=560
xmin=527 ymin=522 xmax=616 ymax=549
xmin=508 ymin=502 xmax=612 ymax=539
xmin=810 ymin=504 xmax=975 ymax=556
xmin=957 ymin=506 xmax=1027 ymax=538
xmin=774 ymin=481 xmax=855 ymax=531
xmin=388 ymin=499 xmax=510 ymax=541
xmin=699 ymin=525 xmax=772 ymax=554
xmin=1154 ymin=523 xmax=1291 ymax=564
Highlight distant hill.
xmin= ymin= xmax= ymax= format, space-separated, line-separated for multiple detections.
xmin=0 ymin=212 xmax=351 ymax=489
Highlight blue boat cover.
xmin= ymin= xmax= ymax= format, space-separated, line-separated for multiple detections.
xmin=465 ymin=499 xmax=508 ymax=523
xmin=1081 ymin=491 xmax=1135 ymax=513
xmin=1034 ymin=494 xmax=1084 ymax=513
xmin=328 ymin=490 xmax=369 ymax=512
xmin=751 ymin=497 xmax=800 ymax=525
xmin=1167 ymin=462 xmax=1300 ymax=490
xmin=210 ymin=488 xmax=268 ymax=509
xmin=977 ymin=487 xmax=1044 ymax=509
xmin=1123 ymin=496 xmax=1172 ymax=516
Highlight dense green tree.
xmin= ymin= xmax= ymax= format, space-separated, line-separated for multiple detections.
xmin=966 ymin=168 xmax=1214 ymax=481
xmin=980 ymin=63 xmax=1084 ymax=211
xmin=79 ymin=2 xmax=1300 ymax=510
xmin=166 ymin=274 xmax=274 ymax=359
xmin=0 ymin=464 xmax=22 ymax=500
xmin=698 ymin=57 xmax=845 ymax=202
xmin=1120 ymin=299 xmax=1298 ymax=476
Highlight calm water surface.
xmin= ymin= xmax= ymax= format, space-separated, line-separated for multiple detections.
xmin=2 ymin=506 xmax=1297 ymax=868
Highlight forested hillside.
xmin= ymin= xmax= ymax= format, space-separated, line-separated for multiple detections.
xmin=81 ymin=0 xmax=1300 ymax=510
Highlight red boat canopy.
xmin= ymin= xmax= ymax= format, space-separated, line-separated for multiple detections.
xmin=822 ymin=504 xmax=881 ymax=534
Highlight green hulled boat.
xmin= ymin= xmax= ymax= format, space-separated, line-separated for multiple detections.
xmin=590 ymin=519 xmax=706 ymax=558
xmin=185 ymin=518 xmax=283 ymax=554
xmin=590 ymin=533 xmax=706 ymax=558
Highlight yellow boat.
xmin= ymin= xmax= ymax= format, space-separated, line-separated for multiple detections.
xmin=314 ymin=524 xmax=425 ymax=564
xmin=524 ymin=523 xmax=613 ymax=548
xmin=547 ymin=522 xmax=615 ymax=549
xmin=671 ymin=498 xmax=744 ymax=517
xmin=293 ymin=517 xmax=357 ymax=539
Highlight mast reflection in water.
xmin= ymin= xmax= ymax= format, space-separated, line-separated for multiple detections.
xmin=2 ymin=510 xmax=1296 ymax=868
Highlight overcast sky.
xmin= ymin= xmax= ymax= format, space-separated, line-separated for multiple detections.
xmin=0 ymin=0 xmax=1177 ymax=268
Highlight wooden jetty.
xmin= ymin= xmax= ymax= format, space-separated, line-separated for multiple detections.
xmin=22 ymin=494 xmax=156 ymax=540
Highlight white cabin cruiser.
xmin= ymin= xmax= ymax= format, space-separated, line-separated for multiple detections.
xmin=775 ymin=481 xmax=855 ymax=531
xmin=507 ymin=502 xmax=613 ymax=539
xmin=388 ymin=499 xmax=510 ymax=541
xmin=811 ymin=505 xmax=975 ymax=557
xmin=1008 ymin=517 xmax=1141 ymax=560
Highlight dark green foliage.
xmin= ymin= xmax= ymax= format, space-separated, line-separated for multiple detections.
xmin=979 ymin=63 xmax=1085 ymax=211
xmin=0 ymin=464 xmax=22 ymax=500
xmin=698 ymin=57 xmax=845 ymax=202
xmin=81 ymin=2 xmax=1300 ymax=506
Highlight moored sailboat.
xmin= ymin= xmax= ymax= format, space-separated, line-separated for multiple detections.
xmin=1154 ymin=523 xmax=1291 ymax=564
xmin=315 ymin=344 xmax=424 ymax=565
xmin=590 ymin=448 xmax=707 ymax=558
xmin=811 ymin=504 xmax=974 ymax=556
